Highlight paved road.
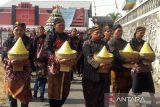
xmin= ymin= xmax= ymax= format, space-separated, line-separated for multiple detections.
xmin=2 ymin=74 xmax=160 ymax=107
xmin=16 ymin=75 xmax=85 ymax=107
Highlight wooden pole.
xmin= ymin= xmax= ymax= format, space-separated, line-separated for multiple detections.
xmin=114 ymin=0 xmax=118 ymax=10
xmin=60 ymin=72 xmax=65 ymax=100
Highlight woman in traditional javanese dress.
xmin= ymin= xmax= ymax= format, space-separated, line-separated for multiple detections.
xmin=108 ymin=24 xmax=132 ymax=107
xmin=130 ymin=26 xmax=156 ymax=106
xmin=2 ymin=23 xmax=32 ymax=107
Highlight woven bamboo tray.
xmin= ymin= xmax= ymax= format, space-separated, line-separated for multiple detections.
xmin=8 ymin=54 xmax=28 ymax=61
xmin=140 ymin=53 xmax=155 ymax=65
xmin=55 ymin=50 xmax=77 ymax=60
xmin=119 ymin=51 xmax=139 ymax=59
xmin=93 ymin=53 xmax=113 ymax=73
xmin=119 ymin=51 xmax=139 ymax=68
xmin=93 ymin=54 xmax=113 ymax=64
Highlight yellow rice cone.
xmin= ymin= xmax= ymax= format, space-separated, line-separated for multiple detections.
xmin=8 ymin=37 xmax=29 ymax=55
xmin=56 ymin=41 xmax=77 ymax=72
xmin=57 ymin=41 xmax=75 ymax=54
xmin=97 ymin=46 xmax=113 ymax=58
xmin=123 ymin=43 xmax=134 ymax=52
xmin=140 ymin=42 xmax=154 ymax=54
xmin=94 ymin=46 xmax=113 ymax=72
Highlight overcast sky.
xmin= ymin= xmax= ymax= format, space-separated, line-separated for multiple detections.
xmin=92 ymin=0 xmax=125 ymax=16
xmin=0 ymin=0 xmax=126 ymax=16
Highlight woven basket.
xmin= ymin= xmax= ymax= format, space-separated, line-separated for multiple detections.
xmin=55 ymin=50 xmax=77 ymax=60
xmin=119 ymin=51 xmax=139 ymax=60
xmin=140 ymin=53 xmax=155 ymax=65
xmin=8 ymin=54 xmax=29 ymax=61
xmin=55 ymin=51 xmax=77 ymax=72
xmin=93 ymin=53 xmax=113 ymax=64
xmin=93 ymin=53 xmax=113 ymax=73
xmin=139 ymin=53 xmax=155 ymax=59
xmin=119 ymin=51 xmax=139 ymax=68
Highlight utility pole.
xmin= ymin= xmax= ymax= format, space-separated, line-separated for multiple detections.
xmin=93 ymin=0 xmax=96 ymax=16
xmin=92 ymin=0 xmax=98 ymax=25
xmin=114 ymin=0 xmax=118 ymax=10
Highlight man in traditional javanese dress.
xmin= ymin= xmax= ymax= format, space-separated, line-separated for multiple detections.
xmin=82 ymin=26 xmax=111 ymax=107
xmin=44 ymin=17 xmax=75 ymax=107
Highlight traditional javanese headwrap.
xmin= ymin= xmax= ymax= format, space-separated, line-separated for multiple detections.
xmin=53 ymin=17 xmax=65 ymax=26
xmin=112 ymin=24 xmax=122 ymax=31
xmin=71 ymin=28 xmax=77 ymax=32
xmin=103 ymin=25 xmax=112 ymax=32
xmin=134 ymin=26 xmax=146 ymax=36
xmin=38 ymin=25 xmax=44 ymax=29
xmin=135 ymin=26 xmax=146 ymax=32
xmin=91 ymin=25 xmax=101 ymax=33
xmin=13 ymin=22 xmax=26 ymax=30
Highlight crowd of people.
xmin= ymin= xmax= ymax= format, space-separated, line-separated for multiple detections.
xmin=1 ymin=16 xmax=156 ymax=107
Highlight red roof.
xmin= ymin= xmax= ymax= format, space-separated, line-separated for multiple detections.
xmin=71 ymin=8 xmax=85 ymax=27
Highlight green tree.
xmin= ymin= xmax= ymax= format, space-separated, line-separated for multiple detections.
xmin=107 ymin=12 xmax=122 ymax=22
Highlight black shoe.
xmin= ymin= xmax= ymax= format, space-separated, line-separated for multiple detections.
xmin=39 ymin=96 xmax=44 ymax=102
xmin=33 ymin=94 xmax=37 ymax=99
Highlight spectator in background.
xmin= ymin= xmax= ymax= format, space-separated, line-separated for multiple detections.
xmin=32 ymin=26 xmax=47 ymax=59
xmin=102 ymin=25 xmax=113 ymax=43
xmin=69 ymin=28 xmax=79 ymax=51
xmin=77 ymin=32 xmax=84 ymax=77
xmin=33 ymin=56 xmax=48 ymax=101
xmin=69 ymin=28 xmax=80 ymax=79
xmin=29 ymin=30 xmax=37 ymax=40
xmin=83 ymin=28 xmax=92 ymax=41
xmin=32 ymin=26 xmax=48 ymax=101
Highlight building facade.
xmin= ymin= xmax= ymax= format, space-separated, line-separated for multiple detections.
xmin=0 ymin=0 xmax=92 ymax=51
xmin=116 ymin=0 xmax=160 ymax=84
xmin=0 ymin=0 xmax=92 ymax=30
